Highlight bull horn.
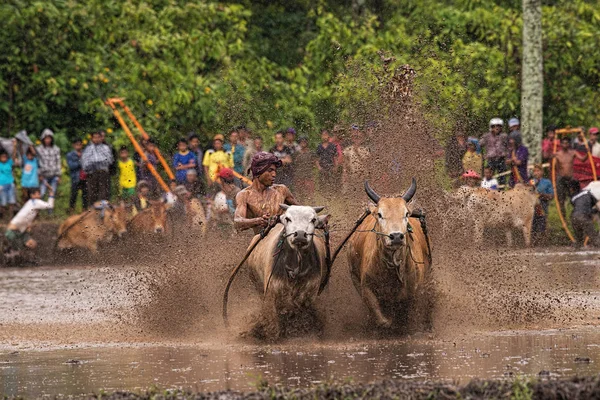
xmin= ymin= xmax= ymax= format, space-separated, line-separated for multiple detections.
xmin=402 ymin=178 xmax=417 ymax=202
xmin=279 ymin=204 xmax=290 ymax=211
xmin=313 ymin=206 xmax=325 ymax=213
xmin=364 ymin=181 xmax=380 ymax=204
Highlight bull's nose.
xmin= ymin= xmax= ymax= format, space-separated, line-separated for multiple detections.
xmin=292 ymin=230 xmax=309 ymax=245
xmin=155 ymin=227 xmax=164 ymax=233
xmin=389 ymin=232 xmax=405 ymax=244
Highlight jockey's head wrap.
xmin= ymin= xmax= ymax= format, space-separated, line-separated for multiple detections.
xmin=250 ymin=152 xmax=282 ymax=178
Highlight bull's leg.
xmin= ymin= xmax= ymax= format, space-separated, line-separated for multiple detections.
xmin=362 ymin=286 xmax=392 ymax=328
xmin=522 ymin=223 xmax=532 ymax=248
xmin=505 ymin=230 xmax=513 ymax=247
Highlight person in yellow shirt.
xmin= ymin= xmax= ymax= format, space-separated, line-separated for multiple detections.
xmin=462 ymin=141 xmax=482 ymax=176
xmin=203 ymin=134 xmax=233 ymax=183
xmin=117 ymin=146 xmax=137 ymax=201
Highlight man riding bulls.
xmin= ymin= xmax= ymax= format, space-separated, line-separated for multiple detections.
xmin=234 ymin=152 xmax=298 ymax=233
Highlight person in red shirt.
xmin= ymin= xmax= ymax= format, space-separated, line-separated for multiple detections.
xmin=541 ymin=125 xmax=558 ymax=163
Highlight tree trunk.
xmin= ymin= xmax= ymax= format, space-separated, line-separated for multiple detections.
xmin=521 ymin=0 xmax=543 ymax=164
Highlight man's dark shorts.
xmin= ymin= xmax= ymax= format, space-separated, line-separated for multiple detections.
xmin=4 ymin=229 xmax=30 ymax=251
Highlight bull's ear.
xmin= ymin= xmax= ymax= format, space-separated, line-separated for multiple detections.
xmin=315 ymin=214 xmax=330 ymax=229
xmin=279 ymin=204 xmax=290 ymax=211
xmin=313 ymin=206 xmax=325 ymax=213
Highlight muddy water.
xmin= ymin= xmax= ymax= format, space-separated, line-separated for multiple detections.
xmin=2 ymin=249 xmax=600 ymax=397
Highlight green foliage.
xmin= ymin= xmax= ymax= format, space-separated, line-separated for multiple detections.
xmin=0 ymin=0 xmax=598 ymax=152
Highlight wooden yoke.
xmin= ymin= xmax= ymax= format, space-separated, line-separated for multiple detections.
xmin=105 ymin=98 xmax=171 ymax=193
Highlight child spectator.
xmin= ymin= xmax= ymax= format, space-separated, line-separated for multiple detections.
xmin=35 ymin=129 xmax=61 ymax=205
xmin=173 ymin=138 xmax=196 ymax=184
xmin=531 ymin=164 xmax=554 ymax=243
xmin=203 ymin=134 xmax=233 ymax=184
xmin=5 ymin=187 xmax=54 ymax=254
xmin=0 ymin=141 xmax=19 ymax=218
xmin=132 ymin=180 xmax=151 ymax=216
xmin=461 ymin=169 xmax=481 ymax=188
xmin=184 ymin=169 xmax=205 ymax=198
xmin=480 ymin=167 xmax=499 ymax=190
xmin=462 ymin=141 xmax=482 ymax=177
xmin=66 ymin=138 xmax=88 ymax=211
xmin=187 ymin=133 xmax=205 ymax=181
xmin=21 ymin=147 xmax=40 ymax=203
xmin=118 ymin=146 xmax=136 ymax=201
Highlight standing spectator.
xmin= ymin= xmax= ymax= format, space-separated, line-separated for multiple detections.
xmin=480 ymin=118 xmax=508 ymax=181
xmin=316 ymin=129 xmax=338 ymax=194
xmin=173 ymin=138 xmax=196 ymax=184
xmin=184 ymin=169 xmax=205 ymax=198
xmin=445 ymin=133 xmax=468 ymax=180
xmin=531 ymin=164 xmax=554 ymax=243
xmin=238 ymin=126 xmax=254 ymax=151
xmin=508 ymin=118 xmax=522 ymax=145
xmin=285 ymin=128 xmax=301 ymax=153
xmin=243 ymin=137 xmax=263 ymax=176
xmin=0 ymin=141 xmax=19 ymax=219
xmin=506 ymin=137 xmax=529 ymax=187
xmin=542 ymin=125 xmax=558 ymax=163
xmin=342 ymin=128 xmax=371 ymax=195
xmin=203 ymin=134 xmax=233 ymax=184
xmin=137 ymin=138 xmax=159 ymax=195
xmin=481 ymin=167 xmax=499 ymax=190
xmin=21 ymin=147 xmax=39 ymax=203
xmin=35 ymin=129 xmax=61 ymax=205
xmin=66 ymin=138 xmax=88 ymax=212
xmin=118 ymin=146 xmax=137 ymax=202
xmin=293 ymin=137 xmax=316 ymax=202
xmin=588 ymin=127 xmax=600 ymax=158
xmin=102 ymin=131 xmax=118 ymax=197
xmin=223 ymin=129 xmax=246 ymax=177
xmin=462 ymin=141 xmax=483 ymax=177
xmin=187 ymin=133 xmax=205 ymax=182
xmin=553 ymin=137 xmax=587 ymax=216
xmin=269 ymin=131 xmax=294 ymax=187
xmin=573 ymin=131 xmax=588 ymax=152
xmin=82 ymin=131 xmax=113 ymax=204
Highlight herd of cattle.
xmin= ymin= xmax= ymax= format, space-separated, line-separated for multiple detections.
xmin=49 ymin=180 xmax=546 ymax=335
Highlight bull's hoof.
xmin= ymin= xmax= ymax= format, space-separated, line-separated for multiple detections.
xmin=376 ymin=317 xmax=393 ymax=329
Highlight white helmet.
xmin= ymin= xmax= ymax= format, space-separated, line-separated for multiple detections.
xmin=489 ymin=118 xmax=503 ymax=127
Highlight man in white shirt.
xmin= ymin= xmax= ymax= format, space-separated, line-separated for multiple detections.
xmin=588 ymin=127 xmax=600 ymax=158
xmin=5 ymin=187 xmax=54 ymax=251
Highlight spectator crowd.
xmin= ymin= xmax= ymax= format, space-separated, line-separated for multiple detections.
xmin=446 ymin=118 xmax=600 ymax=246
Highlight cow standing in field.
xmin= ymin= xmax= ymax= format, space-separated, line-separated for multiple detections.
xmin=348 ymin=179 xmax=432 ymax=329
xmin=57 ymin=203 xmax=128 ymax=253
xmin=245 ymin=205 xmax=329 ymax=339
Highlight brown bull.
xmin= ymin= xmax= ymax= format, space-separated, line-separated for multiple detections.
xmin=245 ymin=205 xmax=329 ymax=339
xmin=128 ymin=200 xmax=169 ymax=235
xmin=57 ymin=204 xmax=128 ymax=253
xmin=348 ymin=179 xmax=432 ymax=329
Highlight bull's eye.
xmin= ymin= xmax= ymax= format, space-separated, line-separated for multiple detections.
xmin=311 ymin=218 xmax=316 ymax=224
xmin=285 ymin=217 xmax=291 ymax=223
xmin=377 ymin=212 xmax=383 ymax=219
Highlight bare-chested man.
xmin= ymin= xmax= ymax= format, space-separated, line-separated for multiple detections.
xmin=235 ymin=152 xmax=298 ymax=233
xmin=553 ymin=136 xmax=587 ymax=215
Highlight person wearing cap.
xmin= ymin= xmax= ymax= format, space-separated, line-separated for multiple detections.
xmin=35 ymin=128 xmax=62 ymax=206
xmin=553 ymin=136 xmax=588 ymax=216
xmin=480 ymin=118 xmax=508 ymax=182
xmin=202 ymin=134 xmax=233 ymax=184
xmin=217 ymin=167 xmax=240 ymax=215
xmin=461 ymin=169 xmax=481 ymax=188
xmin=542 ymin=125 xmax=558 ymax=163
xmin=223 ymin=128 xmax=246 ymax=177
xmin=508 ymin=118 xmax=522 ymax=145
xmin=462 ymin=140 xmax=482 ymax=178
xmin=588 ymin=127 xmax=600 ymax=158
xmin=285 ymin=127 xmax=301 ymax=153
xmin=293 ymin=137 xmax=316 ymax=202
xmin=234 ymin=151 xmax=298 ymax=233
xmin=184 ymin=169 xmax=205 ymax=198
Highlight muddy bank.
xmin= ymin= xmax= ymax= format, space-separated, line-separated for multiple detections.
xmin=7 ymin=376 xmax=600 ymax=399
